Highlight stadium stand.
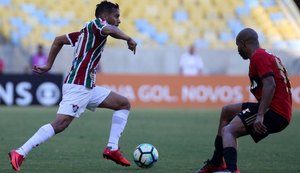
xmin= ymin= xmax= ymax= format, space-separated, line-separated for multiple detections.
xmin=0 ymin=0 xmax=300 ymax=49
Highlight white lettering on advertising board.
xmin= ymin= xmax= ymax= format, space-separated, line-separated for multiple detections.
xmin=181 ymin=85 xmax=244 ymax=103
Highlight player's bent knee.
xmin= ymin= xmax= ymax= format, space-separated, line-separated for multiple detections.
xmin=221 ymin=126 xmax=227 ymax=137
xmin=119 ymin=97 xmax=131 ymax=110
xmin=221 ymin=125 xmax=233 ymax=136
xmin=221 ymin=125 xmax=242 ymax=138
xmin=114 ymin=93 xmax=130 ymax=109
xmin=220 ymin=105 xmax=232 ymax=120
xmin=221 ymin=104 xmax=234 ymax=114
xmin=220 ymin=104 xmax=241 ymax=122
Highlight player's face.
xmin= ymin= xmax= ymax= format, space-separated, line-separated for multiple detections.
xmin=106 ymin=9 xmax=121 ymax=27
xmin=236 ymin=41 xmax=249 ymax=60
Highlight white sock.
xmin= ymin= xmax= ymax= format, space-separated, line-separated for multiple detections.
xmin=107 ymin=110 xmax=129 ymax=151
xmin=16 ymin=124 xmax=55 ymax=157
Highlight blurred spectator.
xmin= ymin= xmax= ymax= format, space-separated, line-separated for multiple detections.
xmin=25 ymin=44 xmax=48 ymax=73
xmin=179 ymin=44 xmax=204 ymax=76
xmin=0 ymin=57 xmax=5 ymax=74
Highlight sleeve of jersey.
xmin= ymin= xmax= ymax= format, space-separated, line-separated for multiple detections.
xmin=66 ymin=32 xmax=80 ymax=47
xmin=252 ymin=52 xmax=274 ymax=79
xmin=93 ymin=20 xmax=109 ymax=37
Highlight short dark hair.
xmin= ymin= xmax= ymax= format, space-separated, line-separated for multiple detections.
xmin=95 ymin=1 xmax=119 ymax=18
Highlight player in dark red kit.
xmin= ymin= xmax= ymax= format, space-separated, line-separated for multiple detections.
xmin=195 ymin=28 xmax=292 ymax=173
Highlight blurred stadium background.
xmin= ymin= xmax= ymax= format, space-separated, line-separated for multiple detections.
xmin=1 ymin=0 xmax=300 ymax=108
xmin=0 ymin=0 xmax=300 ymax=75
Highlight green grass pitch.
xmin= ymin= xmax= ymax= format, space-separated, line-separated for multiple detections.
xmin=0 ymin=106 xmax=299 ymax=173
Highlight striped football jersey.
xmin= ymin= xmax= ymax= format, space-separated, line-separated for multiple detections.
xmin=65 ymin=18 xmax=108 ymax=88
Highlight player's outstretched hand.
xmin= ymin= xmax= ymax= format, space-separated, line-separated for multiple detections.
xmin=127 ymin=38 xmax=137 ymax=54
xmin=32 ymin=64 xmax=51 ymax=75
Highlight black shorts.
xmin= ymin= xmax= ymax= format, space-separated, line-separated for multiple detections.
xmin=238 ymin=102 xmax=289 ymax=143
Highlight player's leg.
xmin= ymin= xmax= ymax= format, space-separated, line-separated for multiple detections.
xmin=87 ymin=86 xmax=131 ymax=166
xmin=9 ymin=84 xmax=90 ymax=171
xmin=213 ymin=103 xmax=243 ymax=164
xmin=8 ymin=114 xmax=74 ymax=171
xmin=15 ymin=114 xmax=74 ymax=155
xmin=214 ymin=102 xmax=259 ymax=173
xmin=219 ymin=114 xmax=247 ymax=172
xmin=50 ymin=114 xmax=75 ymax=133
xmin=98 ymin=91 xmax=131 ymax=166
xmin=196 ymin=103 xmax=242 ymax=173
xmin=98 ymin=91 xmax=130 ymax=150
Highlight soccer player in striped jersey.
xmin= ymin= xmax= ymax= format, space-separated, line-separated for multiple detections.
xmin=8 ymin=1 xmax=137 ymax=171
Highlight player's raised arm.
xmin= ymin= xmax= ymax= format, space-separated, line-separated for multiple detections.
xmin=102 ymin=25 xmax=137 ymax=54
xmin=32 ymin=35 xmax=70 ymax=74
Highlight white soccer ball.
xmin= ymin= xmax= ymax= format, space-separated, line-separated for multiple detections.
xmin=133 ymin=143 xmax=159 ymax=168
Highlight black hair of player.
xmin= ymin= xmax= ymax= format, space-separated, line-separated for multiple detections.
xmin=95 ymin=0 xmax=119 ymax=18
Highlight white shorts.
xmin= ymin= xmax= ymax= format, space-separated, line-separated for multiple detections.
xmin=57 ymin=84 xmax=111 ymax=118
